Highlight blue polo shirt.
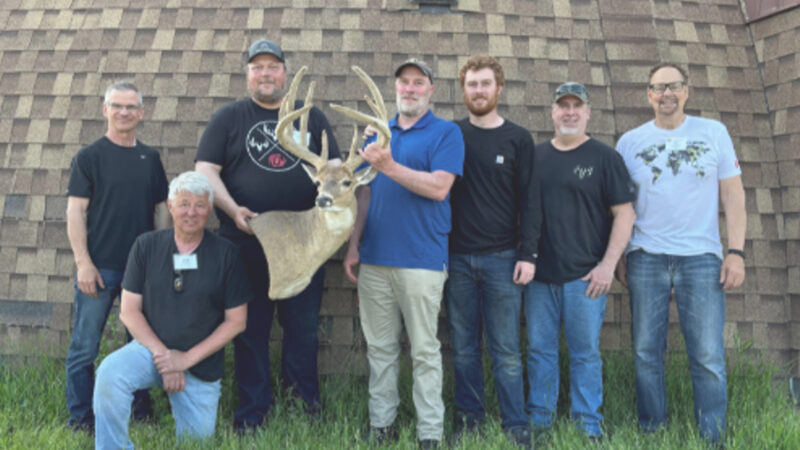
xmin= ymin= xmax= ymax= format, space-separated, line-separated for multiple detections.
xmin=360 ymin=109 xmax=465 ymax=271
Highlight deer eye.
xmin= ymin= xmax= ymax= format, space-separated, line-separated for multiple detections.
xmin=341 ymin=179 xmax=352 ymax=187
xmin=314 ymin=180 xmax=321 ymax=187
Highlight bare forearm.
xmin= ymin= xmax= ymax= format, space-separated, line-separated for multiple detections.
xmin=348 ymin=187 xmax=370 ymax=250
xmin=66 ymin=198 xmax=92 ymax=267
xmin=153 ymin=201 xmax=170 ymax=230
xmin=381 ymin=163 xmax=455 ymax=202
xmin=120 ymin=307 xmax=168 ymax=355
xmin=183 ymin=309 xmax=246 ymax=369
xmin=195 ymin=162 xmax=240 ymax=220
xmin=600 ymin=203 xmax=636 ymax=268
xmin=722 ymin=183 xmax=746 ymax=250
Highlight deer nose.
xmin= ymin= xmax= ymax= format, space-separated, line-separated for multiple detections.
xmin=316 ymin=196 xmax=333 ymax=208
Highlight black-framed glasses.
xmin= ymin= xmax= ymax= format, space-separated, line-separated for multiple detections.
xmin=648 ymin=81 xmax=685 ymax=94
xmin=173 ymin=270 xmax=184 ymax=293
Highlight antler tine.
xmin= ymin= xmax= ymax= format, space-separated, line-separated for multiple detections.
xmin=343 ymin=124 xmax=361 ymax=171
xmin=329 ymin=66 xmax=391 ymax=149
xmin=275 ymin=66 xmax=325 ymax=169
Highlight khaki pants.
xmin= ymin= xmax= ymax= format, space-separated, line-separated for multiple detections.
xmin=358 ymin=264 xmax=447 ymax=441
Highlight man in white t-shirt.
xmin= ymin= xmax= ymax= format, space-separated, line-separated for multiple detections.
xmin=616 ymin=62 xmax=746 ymax=446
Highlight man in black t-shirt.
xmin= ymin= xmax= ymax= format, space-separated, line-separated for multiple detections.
xmin=65 ymin=82 xmax=169 ymax=432
xmin=446 ymin=55 xmax=539 ymax=449
xmin=93 ymin=171 xmax=251 ymax=449
xmin=524 ymin=83 xmax=636 ymax=439
xmin=195 ymin=39 xmax=341 ymax=431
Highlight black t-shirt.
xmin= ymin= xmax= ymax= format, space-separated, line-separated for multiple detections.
xmin=122 ymin=229 xmax=253 ymax=381
xmin=66 ymin=137 xmax=168 ymax=270
xmin=195 ymin=98 xmax=341 ymax=239
xmin=535 ymin=138 xmax=636 ymax=284
xmin=450 ymin=119 xmax=541 ymax=262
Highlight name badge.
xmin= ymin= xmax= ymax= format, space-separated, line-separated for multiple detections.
xmin=173 ymin=253 xmax=198 ymax=271
xmin=665 ymin=137 xmax=687 ymax=152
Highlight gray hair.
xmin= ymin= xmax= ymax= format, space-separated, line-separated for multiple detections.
xmin=104 ymin=82 xmax=143 ymax=106
xmin=168 ymin=171 xmax=214 ymax=204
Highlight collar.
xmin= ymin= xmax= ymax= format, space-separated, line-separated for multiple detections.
xmin=390 ymin=109 xmax=434 ymax=132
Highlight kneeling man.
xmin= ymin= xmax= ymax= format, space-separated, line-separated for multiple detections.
xmin=93 ymin=171 xmax=252 ymax=449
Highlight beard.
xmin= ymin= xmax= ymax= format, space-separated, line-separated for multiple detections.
xmin=396 ymin=94 xmax=427 ymax=118
xmin=558 ymin=125 xmax=580 ymax=135
xmin=464 ymin=91 xmax=499 ymax=116
xmin=250 ymin=81 xmax=286 ymax=105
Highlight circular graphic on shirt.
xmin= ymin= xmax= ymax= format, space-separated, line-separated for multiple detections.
xmin=245 ymin=120 xmax=309 ymax=172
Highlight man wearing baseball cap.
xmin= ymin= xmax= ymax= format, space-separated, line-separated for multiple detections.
xmin=195 ymin=38 xmax=341 ymax=432
xmin=524 ymin=82 xmax=636 ymax=441
xmin=344 ymin=58 xmax=464 ymax=449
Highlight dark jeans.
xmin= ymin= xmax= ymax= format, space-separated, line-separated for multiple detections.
xmin=445 ymin=249 xmax=527 ymax=430
xmin=229 ymin=235 xmax=324 ymax=428
xmin=65 ymin=269 xmax=151 ymax=428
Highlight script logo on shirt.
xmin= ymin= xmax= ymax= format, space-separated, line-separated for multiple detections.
xmin=245 ymin=120 xmax=310 ymax=173
xmin=573 ymin=165 xmax=594 ymax=179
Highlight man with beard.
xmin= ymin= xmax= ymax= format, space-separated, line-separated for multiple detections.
xmin=525 ymin=82 xmax=635 ymax=441
xmin=616 ymin=63 xmax=746 ymax=445
xmin=445 ymin=55 xmax=539 ymax=449
xmin=195 ymin=38 xmax=341 ymax=432
xmin=344 ymin=59 xmax=464 ymax=449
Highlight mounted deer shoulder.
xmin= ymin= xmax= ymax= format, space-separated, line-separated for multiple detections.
xmin=249 ymin=66 xmax=390 ymax=299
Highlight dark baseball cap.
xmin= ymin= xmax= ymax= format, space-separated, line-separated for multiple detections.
xmin=553 ymin=82 xmax=589 ymax=103
xmin=248 ymin=39 xmax=284 ymax=63
xmin=395 ymin=58 xmax=434 ymax=83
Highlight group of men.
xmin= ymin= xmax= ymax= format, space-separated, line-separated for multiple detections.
xmin=64 ymin=37 xmax=745 ymax=449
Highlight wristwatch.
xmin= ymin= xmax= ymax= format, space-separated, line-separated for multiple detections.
xmin=727 ymin=249 xmax=745 ymax=259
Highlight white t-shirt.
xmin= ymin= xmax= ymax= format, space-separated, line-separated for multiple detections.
xmin=616 ymin=115 xmax=741 ymax=258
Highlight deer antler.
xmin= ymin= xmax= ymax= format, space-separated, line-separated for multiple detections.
xmin=329 ymin=66 xmax=391 ymax=173
xmin=276 ymin=66 xmax=327 ymax=170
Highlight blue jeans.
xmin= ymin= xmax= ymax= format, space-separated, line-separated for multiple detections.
xmin=65 ymin=269 xmax=151 ymax=427
xmin=230 ymin=235 xmax=323 ymax=428
xmin=524 ymin=278 xmax=606 ymax=437
xmin=94 ymin=341 xmax=221 ymax=449
xmin=627 ymin=250 xmax=727 ymax=443
xmin=445 ymin=249 xmax=527 ymax=430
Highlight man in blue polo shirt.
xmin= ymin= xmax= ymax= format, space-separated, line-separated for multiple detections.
xmin=344 ymin=59 xmax=465 ymax=449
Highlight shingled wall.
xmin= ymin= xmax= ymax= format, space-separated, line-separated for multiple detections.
xmin=0 ymin=0 xmax=797 ymax=376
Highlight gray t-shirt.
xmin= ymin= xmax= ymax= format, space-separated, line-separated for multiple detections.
xmin=616 ymin=115 xmax=741 ymax=258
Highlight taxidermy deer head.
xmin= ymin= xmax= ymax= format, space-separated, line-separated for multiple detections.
xmin=249 ymin=66 xmax=389 ymax=299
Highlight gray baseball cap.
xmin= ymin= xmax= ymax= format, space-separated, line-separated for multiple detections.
xmin=395 ymin=58 xmax=434 ymax=83
xmin=553 ymin=82 xmax=589 ymax=103
xmin=248 ymin=39 xmax=284 ymax=63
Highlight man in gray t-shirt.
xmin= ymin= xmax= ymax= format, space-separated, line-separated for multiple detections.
xmin=616 ymin=62 xmax=746 ymax=445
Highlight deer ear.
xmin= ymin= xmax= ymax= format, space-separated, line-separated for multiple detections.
xmin=301 ymin=162 xmax=318 ymax=181
xmin=355 ymin=166 xmax=377 ymax=186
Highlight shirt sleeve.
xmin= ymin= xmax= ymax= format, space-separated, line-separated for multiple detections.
xmin=195 ymin=107 xmax=231 ymax=165
xmin=603 ymin=149 xmax=637 ymax=206
xmin=715 ymin=122 xmax=741 ymax=180
xmin=121 ymin=236 xmax=146 ymax=294
xmin=516 ymin=131 xmax=541 ymax=263
xmin=152 ymin=153 xmax=169 ymax=204
xmin=66 ymin=149 xmax=93 ymax=198
xmin=430 ymin=123 xmax=465 ymax=176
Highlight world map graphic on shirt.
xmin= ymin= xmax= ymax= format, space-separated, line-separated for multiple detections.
xmin=635 ymin=140 xmax=711 ymax=183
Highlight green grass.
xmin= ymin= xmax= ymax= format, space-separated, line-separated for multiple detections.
xmin=1 ymin=338 xmax=798 ymax=449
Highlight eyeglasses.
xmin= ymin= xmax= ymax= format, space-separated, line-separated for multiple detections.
xmin=107 ymin=103 xmax=141 ymax=112
xmin=173 ymin=270 xmax=184 ymax=293
xmin=648 ymin=81 xmax=685 ymax=94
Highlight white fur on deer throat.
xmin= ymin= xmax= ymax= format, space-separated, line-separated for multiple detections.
xmin=322 ymin=205 xmax=354 ymax=235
